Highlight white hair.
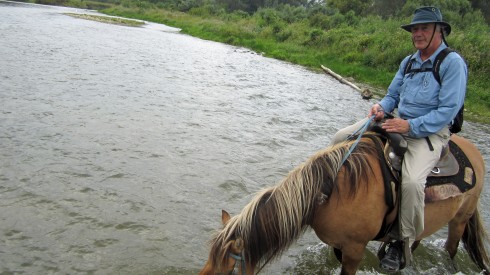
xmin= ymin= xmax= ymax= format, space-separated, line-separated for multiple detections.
xmin=437 ymin=23 xmax=448 ymax=36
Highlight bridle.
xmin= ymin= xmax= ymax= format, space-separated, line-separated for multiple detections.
xmin=228 ymin=251 xmax=246 ymax=275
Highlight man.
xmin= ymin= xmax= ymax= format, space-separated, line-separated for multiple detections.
xmin=329 ymin=6 xmax=467 ymax=272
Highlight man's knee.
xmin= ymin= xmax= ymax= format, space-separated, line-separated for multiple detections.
xmin=328 ymin=118 xmax=370 ymax=146
xmin=329 ymin=131 xmax=349 ymax=145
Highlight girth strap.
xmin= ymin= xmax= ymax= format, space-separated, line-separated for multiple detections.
xmin=363 ymin=134 xmax=396 ymax=213
xmin=362 ymin=133 xmax=398 ymax=240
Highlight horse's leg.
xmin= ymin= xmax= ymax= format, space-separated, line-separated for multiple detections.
xmin=411 ymin=240 xmax=420 ymax=252
xmin=441 ymin=219 xmax=465 ymax=273
xmin=340 ymin=243 xmax=366 ymax=275
xmin=442 ymin=231 xmax=461 ymax=273
xmin=446 ymin=219 xmax=466 ymax=259
xmin=334 ymin=248 xmax=342 ymax=263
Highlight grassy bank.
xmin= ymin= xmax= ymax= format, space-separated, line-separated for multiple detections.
xmin=24 ymin=0 xmax=489 ymax=124
xmin=100 ymin=5 xmax=490 ymax=124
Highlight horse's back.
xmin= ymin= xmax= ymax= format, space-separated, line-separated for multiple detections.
xmin=450 ymin=134 xmax=485 ymax=187
xmin=421 ymin=134 xmax=485 ymax=239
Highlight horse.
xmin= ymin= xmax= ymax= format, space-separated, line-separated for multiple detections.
xmin=199 ymin=133 xmax=489 ymax=275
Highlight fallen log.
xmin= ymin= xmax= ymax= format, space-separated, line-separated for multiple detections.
xmin=321 ymin=64 xmax=373 ymax=99
xmin=320 ymin=65 xmax=361 ymax=91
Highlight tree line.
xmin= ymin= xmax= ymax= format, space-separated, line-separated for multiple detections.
xmin=123 ymin=0 xmax=489 ymax=23
xmin=29 ymin=0 xmax=490 ymax=24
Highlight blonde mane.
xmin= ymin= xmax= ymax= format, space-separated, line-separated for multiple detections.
xmin=207 ymin=137 xmax=379 ymax=270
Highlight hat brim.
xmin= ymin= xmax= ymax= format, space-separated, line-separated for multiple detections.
xmin=401 ymin=21 xmax=451 ymax=35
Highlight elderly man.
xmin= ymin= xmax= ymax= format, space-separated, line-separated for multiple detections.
xmin=329 ymin=6 xmax=467 ymax=272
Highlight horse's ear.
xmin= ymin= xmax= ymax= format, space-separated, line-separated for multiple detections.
xmin=221 ymin=210 xmax=231 ymax=225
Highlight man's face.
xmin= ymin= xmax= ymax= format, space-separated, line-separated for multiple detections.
xmin=410 ymin=23 xmax=439 ymax=50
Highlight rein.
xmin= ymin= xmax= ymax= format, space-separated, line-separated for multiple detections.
xmin=340 ymin=115 xmax=375 ymax=166
xmin=229 ymin=251 xmax=246 ymax=275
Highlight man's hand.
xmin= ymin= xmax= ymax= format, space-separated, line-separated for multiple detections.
xmin=368 ymin=103 xmax=385 ymax=121
xmin=382 ymin=118 xmax=410 ymax=134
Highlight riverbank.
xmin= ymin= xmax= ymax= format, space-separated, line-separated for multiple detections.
xmin=15 ymin=0 xmax=489 ymax=124
xmin=101 ymin=6 xmax=490 ymax=125
xmin=65 ymin=13 xmax=145 ymax=27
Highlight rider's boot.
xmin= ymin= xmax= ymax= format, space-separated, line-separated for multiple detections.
xmin=380 ymin=240 xmax=403 ymax=272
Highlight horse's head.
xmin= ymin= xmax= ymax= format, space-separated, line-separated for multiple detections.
xmin=200 ymin=210 xmax=254 ymax=275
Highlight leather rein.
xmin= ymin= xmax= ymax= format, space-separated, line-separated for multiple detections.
xmin=228 ymin=251 xmax=246 ymax=275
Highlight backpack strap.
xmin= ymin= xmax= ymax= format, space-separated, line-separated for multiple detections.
xmin=403 ymin=47 xmax=454 ymax=86
xmin=403 ymin=54 xmax=414 ymax=76
xmin=402 ymin=48 xmax=465 ymax=134
xmin=432 ymin=47 xmax=454 ymax=85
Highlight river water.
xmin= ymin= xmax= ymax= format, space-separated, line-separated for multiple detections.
xmin=1 ymin=1 xmax=489 ymax=274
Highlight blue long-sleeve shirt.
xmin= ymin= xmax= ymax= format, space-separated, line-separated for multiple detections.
xmin=378 ymin=44 xmax=467 ymax=138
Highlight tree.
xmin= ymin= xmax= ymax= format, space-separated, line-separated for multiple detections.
xmin=327 ymin=0 xmax=374 ymax=16
xmin=470 ymin=0 xmax=490 ymax=24
xmin=370 ymin=0 xmax=405 ymax=18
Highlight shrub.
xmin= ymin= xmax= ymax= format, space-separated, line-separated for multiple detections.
xmin=309 ymin=13 xmax=331 ymax=29
xmin=255 ymin=8 xmax=281 ymax=26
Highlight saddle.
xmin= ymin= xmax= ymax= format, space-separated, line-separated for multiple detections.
xmin=368 ymin=124 xmax=476 ymax=203
xmin=362 ymin=128 xmax=477 ymax=270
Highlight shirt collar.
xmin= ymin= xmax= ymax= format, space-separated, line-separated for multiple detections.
xmin=414 ymin=43 xmax=447 ymax=65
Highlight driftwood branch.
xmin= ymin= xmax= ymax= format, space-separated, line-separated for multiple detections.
xmin=321 ymin=64 xmax=373 ymax=99
xmin=321 ymin=65 xmax=361 ymax=91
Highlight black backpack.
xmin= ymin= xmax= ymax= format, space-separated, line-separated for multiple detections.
xmin=403 ymin=48 xmax=465 ymax=133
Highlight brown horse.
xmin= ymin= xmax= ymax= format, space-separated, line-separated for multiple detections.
xmin=199 ymin=134 xmax=489 ymax=275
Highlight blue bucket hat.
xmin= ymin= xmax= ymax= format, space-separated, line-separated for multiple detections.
xmin=401 ymin=6 xmax=451 ymax=35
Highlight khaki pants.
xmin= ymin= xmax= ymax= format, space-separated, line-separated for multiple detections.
xmin=329 ymin=118 xmax=450 ymax=241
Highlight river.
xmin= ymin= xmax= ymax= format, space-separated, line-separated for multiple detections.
xmin=1 ymin=1 xmax=489 ymax=274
